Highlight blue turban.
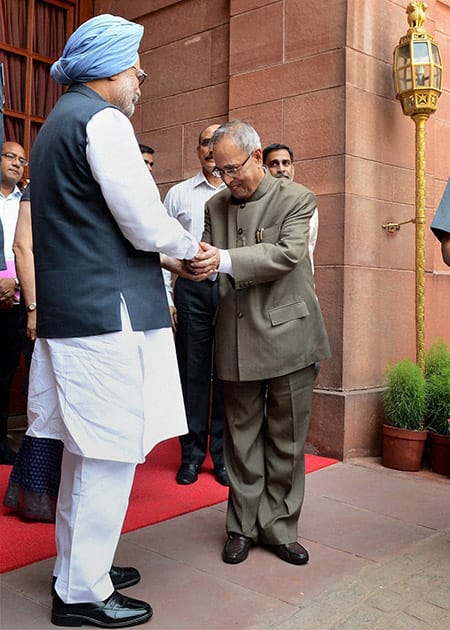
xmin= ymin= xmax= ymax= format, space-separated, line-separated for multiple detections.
xmin=50 ymin=14 xmax=144 ymax=85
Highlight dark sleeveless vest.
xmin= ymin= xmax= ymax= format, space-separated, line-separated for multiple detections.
xmin=30 ymin=84 xmax=171 ymax=338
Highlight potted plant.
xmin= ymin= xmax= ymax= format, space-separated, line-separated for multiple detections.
xmin=425 ymin=340 xmax=450 ymax=476
xmin=382 ymin=359 xmax=427 ymax=471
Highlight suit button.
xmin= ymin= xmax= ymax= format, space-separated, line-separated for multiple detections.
xmin=237 ymin=228 xmax=243 ymax=235
xmin=237 ymin=312 xmax=244 ymax=318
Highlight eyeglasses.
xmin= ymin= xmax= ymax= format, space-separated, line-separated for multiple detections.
xmin=267 ymin=159 xmax=292 ymax=168
xmin=132 ymin=66 xmax=148 ymax=86
xmin=199 ymin=138 xmax=212 ymax=147
xmin=143 ymin=159 xmax=154 ymax=168
xmin=1 ymin=152 xmax=28 ymax=167
xmin=212 ymin=151 xmax=253 ymax=179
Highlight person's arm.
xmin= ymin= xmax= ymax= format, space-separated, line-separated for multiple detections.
xmin=442 ymin=232 xmax=450 ymax=267
xmin=86 ymin=108 xmax=200 ymax=260
xmin=193 ymin=189 xmax=315 ymax=286
xmin=12 ymin=199 xmax=37 ymax=339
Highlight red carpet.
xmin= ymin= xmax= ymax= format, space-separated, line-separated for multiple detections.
xmin=0 ymin=438 xmax=337 ymax=573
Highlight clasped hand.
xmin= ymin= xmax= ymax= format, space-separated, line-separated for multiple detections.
xmin=184 ymin=242 xmax=220 ymax=281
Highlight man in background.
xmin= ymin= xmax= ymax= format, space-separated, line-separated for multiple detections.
xmin=263 ymin=143 xmax=318 ymax=270
xmin=139 ymin=143 xmax=155 ymax=173
xmin=164 ymin=124 xmax=229 ymax=487
xmin=0 ymin=141 xmax=27 ymax=465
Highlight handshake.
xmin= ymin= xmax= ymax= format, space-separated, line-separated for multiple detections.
xmin=162 ymin=242 xmax=220 ymax=282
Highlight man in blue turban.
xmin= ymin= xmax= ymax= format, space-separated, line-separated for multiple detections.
xmin=50 ymin=14 xmax=144 ymax=85
xmin=27 ymin=13 xmax=216 ymax=629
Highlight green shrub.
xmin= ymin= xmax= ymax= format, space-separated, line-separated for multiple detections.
xmin=383 ymin=359 xmax=426 ymax=431
xmin=424 ymin=338 xmax=450 ymax=378
xmin=425 ymin=366 xmax=450 ymax=435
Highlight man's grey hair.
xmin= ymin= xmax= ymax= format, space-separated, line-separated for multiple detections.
xmin=210 ymin=120 xmax=261 ymax=153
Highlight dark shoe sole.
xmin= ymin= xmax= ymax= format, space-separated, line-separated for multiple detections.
xmin=222 ymin=551 xmax=249 ymax=564
xmin=264 ymin=544 xmax=309 ymax=565
xmin=176 ymin=477 xmax=198 ymax=485
xmin=51 ymin=609 xmax=152 ymax=627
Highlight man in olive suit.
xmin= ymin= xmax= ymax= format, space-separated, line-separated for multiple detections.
xmin=190 ymin=121 xmax=330 ymax=566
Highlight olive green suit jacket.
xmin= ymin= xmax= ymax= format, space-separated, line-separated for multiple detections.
xmin=204 ymin=171 xmax=331 ymax=382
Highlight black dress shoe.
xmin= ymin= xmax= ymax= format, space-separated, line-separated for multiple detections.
xmin=109 ymin=566 xmax=140 ymax=590
xmin=265 ymin=542 xmax=309 ymax=565
xmin=52 ymin=566 xmax=141 ymax=595
xmin=222 ymin=535 xmax=252 ymax=564
xmin=214 ymin=466 xmax=230 ymax=486
xmin=51 ymin=589 xmax=152 ymax=627
xmin=176 ymin=463 xmax=200 ymax=485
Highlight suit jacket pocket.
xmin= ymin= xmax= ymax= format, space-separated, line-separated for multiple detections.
xmin=259 ymin=224 xmax=280 ymax=244
xmin=268 ymin=300 xmax=309 ymax=326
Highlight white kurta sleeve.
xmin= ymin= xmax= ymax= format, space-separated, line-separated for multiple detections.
xmin=86 ymin=108 xmax=198 ymax=260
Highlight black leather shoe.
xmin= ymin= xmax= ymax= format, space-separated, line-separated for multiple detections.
xmin=222 ymin=535 xmax=252 ymax=564
xmin=51 ymin=589 xmax=152 ymax=627
xmin=52 ymin=566 xmax=141 ymax=596
xmin=108 ymin=566 xmax=140 ymax=590
xmin=214 ymin=466 xmax=230 ymax=486
xmin=176 ymin=463 xmax=200 ymax=485
xmin=265 ymin=542 xmax=309 ymax=565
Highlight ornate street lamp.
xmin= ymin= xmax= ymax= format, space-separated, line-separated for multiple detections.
xmin=392 ymin=1 xmax=442 ymax=370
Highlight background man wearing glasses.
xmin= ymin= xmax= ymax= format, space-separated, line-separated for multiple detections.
xmin=263 ymin=143 xmax=319 ymax=271
xmin=26 ymin=14 xmax=213 ymax=628
xmin=189 ymin=120 xmax=330 ymax=568
xmin=164 ymin=124 xmax=229 ymax=487
xmin=0 ymin=141 xmax=27 ymax=465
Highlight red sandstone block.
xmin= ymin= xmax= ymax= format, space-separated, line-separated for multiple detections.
xmin=307 ymin=392 xmax=345 ymax=460
xmin=142 ymin=84 xmax=228 ymax=131
xmin=229 ymin=100 xmax=283 ymax=146
xmin=347 ymin=88 xmax=415 ymax=167
xmin=345 ymin=156 xmax=394 ymax=202
xmin=300 ymin=155 xmax=345 ymax=196
xmin=345 ymin=196 xmax=415 ymax=271
xmin=140 ymin=126 xmax=183 ymax=184
xmin=313 ymin=265 xmax=344 ymax=390
xmin=140 ymin=0 xmax=229 ymax=50
xmin=431 ymin=119 xmax=450 ymax=181
xmin=229 ymin=50 xmax=344 ymax=110
xmin=230 ymin=3 xmax=283 ymax=75
xmin=342 ymin=267 xmax=416 ymax=387
xmin=146 ymin=34 xmax=213 ymax=100
xmin=286 ymin=0 xmax=346 ymax=60
xmin=346 ymin=49 xmax=394 ymax=100
xmin=284 ymin=87 xmax=345 ymax=160
xmin=211 ymin=24 xmax=230 ymax=84
xmin=427 ymin=275 xmax=450 ymax=348
xmin=230 ymin=0 xmax=271 ymax=15
xmin=344 ymin=392 xmax=385 ymax=458
xmin=347 ymin=0 xmax=420 ymax=62
xmin=312 ymin=194 xmax=345 ymax=268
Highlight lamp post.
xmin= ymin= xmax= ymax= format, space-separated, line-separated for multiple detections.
xmin=393 ymin=1 xmax=442 ymax=371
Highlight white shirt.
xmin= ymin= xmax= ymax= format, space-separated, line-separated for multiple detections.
xmin=164 ymin=171 xmax=226 ymax=240
xmin=0 ymin=185 xmax=22 ymax=262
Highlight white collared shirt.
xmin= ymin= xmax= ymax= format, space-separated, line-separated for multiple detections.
xmin=0 ymin=185 xmax=22 ymax=261
xmin=164 ymin=170 xmax=226 ymax=241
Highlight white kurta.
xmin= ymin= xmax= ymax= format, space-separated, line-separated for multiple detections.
xmin=27 ymin=108 xmax=198 ymax=463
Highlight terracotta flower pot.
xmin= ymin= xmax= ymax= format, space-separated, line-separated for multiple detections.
xmin=382 ymin=424 xmax=427 ymax=472
xmin=430 ymin=432 xmax=450 ymax=476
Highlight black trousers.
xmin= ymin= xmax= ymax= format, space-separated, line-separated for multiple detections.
xmin=0 ymin=305 xmax=23 ymax=442
xmin=174 ymin=278 xmax=225 ymax=467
